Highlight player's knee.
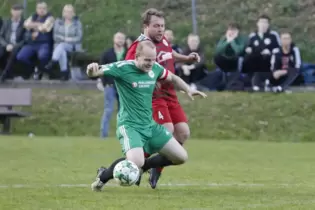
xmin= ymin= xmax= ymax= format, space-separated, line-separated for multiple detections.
xmin=173 ymin=148 xmax=188 ymax=165
xmin=127 ymin=156 xmax=145 ymax=168
xmin=176 ymin=130 xmax=190 ymax=144
xmin=163 ymin=123 xmax=174 ymax=133
xmin=174 ymin=123 xmax=190 ymax=144
xmin=126 ymin=148 xmax=145 ymax=168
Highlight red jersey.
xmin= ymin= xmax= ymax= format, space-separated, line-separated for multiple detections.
xmin=125 ymin=34 xmax=177 ymax=102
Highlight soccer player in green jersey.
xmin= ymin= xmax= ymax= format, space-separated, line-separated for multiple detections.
xmin=86 ymin=41 xmax=206 ymax=191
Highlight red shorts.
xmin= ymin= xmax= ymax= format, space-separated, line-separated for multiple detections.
xmin=152 ymin=99 xmax=188 ymax=125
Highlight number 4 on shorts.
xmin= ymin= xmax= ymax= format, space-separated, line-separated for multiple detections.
xmin=158 ymin=111 xmax=164 ymax=120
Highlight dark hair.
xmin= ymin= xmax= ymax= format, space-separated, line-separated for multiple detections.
xmin=126 ymin=36 xmax=136 ymax=42
xmin=141 ymin=8 xmax=164 ymax=25
xmin=258 ymin=14 xmax=271 ymax=22
xmin=11 ymin=4 xmax=23 ymax=10
xmin=228 ymin=22 xmax=240 ymax=30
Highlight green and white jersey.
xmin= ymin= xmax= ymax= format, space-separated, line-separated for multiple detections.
xmin=101 ymin=60 xmax=169 ymax=129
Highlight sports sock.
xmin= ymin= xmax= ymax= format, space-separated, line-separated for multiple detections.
xmin=99 ymin=157 xmax=125 ymax=183
xmin=142 ymin=154 xmax=173 ymax=172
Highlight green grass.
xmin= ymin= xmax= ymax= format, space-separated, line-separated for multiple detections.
xmin=1 ymin=137 xmax=315 ymax=209
xmin=1 ymin=0 xmax=315 ymax=64
xmin=11 ymin=89 xmax=315 ymax=141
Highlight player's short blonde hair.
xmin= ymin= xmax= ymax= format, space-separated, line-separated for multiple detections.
xmin=135 ymin=40 xmax=156 ymax=57
xmin=141 ymin=8 xmax=164 ymax=25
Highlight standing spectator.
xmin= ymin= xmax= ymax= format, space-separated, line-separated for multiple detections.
xmin=0 ymin=4 xmax=25 ymax=82
xmin=243 ymin=15 xmax=280 ymax=90
xmin=178 ymin=33 xmax=206 ymax=85
xmin=164 ymin=29 xmax=182 ymax=54
xmin=0 ymin=16 xmax=2 ymax=30
xmin=98 ymin=32 xmax=126 ymax=138
xmin=16 ymin=1 xmax=54 ymax=79
xmin=45 ymin=4 xmax=83 ymax=81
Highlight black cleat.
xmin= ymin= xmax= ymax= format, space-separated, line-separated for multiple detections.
xmin=135 ymin=173 xmax=142 ymax=186
xmin=91 ymin=166 xmax=107 ymax=192
xmin=149 ymin=168 xmax=161 ymax=189
xmin=96 ymin=166 xmax=106 ymax=176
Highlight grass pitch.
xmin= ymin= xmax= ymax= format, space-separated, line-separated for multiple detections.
xmin=0 ymin=137 xmax=315 ymax=210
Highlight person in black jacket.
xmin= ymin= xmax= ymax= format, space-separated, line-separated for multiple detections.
xmin=0 ymin=4 xmax=25 ymax=82
xmin=269 ymin=32 xmax=301 ymax=92
xmin=177 ymin=33 xmax=206 ymax=85
xmin=243 ymin=15 xmax=281 ymax=90
xmin=98 ymin=32 xmax=126 ymax=138
xmin=252 ymin=32 xmax=301 ymax=92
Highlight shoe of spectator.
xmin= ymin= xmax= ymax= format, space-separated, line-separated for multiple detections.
xmin=272 ymin=86 xmax=284 ymax=93
xmin=60 ymin=71 xmax=70 ymax=81
xmin=264 ymin=79 xmax=271 ymax=92
xmin=252 ymin=86 xmax=260 ymax=92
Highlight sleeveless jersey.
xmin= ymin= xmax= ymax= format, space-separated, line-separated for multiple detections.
xmin=125 ymin=34 xmax=177 ymax=102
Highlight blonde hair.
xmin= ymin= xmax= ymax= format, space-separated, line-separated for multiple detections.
xmin=63 ymin=4 xmax=75 ymax=16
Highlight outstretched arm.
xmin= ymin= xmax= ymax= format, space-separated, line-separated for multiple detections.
xmin=172 ymin=50 xmax=200 ymax=63
xmin=160 ymin=69 xmax=207 ymax=100
xmin=86 ymin=62 xmax=121 ymax=78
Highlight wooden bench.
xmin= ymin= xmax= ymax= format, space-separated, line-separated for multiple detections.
xmin=0 ymin=88 xmax=32 ymax=134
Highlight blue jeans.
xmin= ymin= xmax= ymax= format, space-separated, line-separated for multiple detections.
xmin=100 ymin=86 xmax=119 ymax=138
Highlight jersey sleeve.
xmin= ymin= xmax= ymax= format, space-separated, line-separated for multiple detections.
xmin=125 ymin=42 xmax=138 ymax=60
xmin=100 ymin=62 xmax=121 ymax=78
xmin=155 ymin=62 xmax=169 ymax=81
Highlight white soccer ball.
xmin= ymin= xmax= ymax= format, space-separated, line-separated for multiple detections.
xmin=113 ymin=160 xmax=140 ymax=186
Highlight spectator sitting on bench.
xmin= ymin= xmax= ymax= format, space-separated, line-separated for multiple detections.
xmin=213 ymin=22 xmax=247 ymax=90
xmin=270 ymin=32 xmax=301 ymax=92
xmin=0 ymin=4 xmax=25 ymax=82
xmin=45 ymin=4 xmax=83 ymax=81
xmin=16 ymin=1 xmax=54 ymax=80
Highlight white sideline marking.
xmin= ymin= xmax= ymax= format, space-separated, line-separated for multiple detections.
xmin=0 ymin=182 xmax=314 ymax=189
xmin=221 ymin=200 xmax=315 ymax=209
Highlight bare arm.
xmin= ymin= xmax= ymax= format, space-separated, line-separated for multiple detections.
xmin=24 ymin=17 xmax=40 ymax=30
xmin=172 ymin=50 xmax=189 ymax=62
xmin=164 ymin=70 xmax=191 ymax=93
xmin=38 ymin=16 xmax=55 ymax=32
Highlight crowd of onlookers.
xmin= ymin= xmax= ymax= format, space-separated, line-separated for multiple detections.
xmin=165 ymin=15 xmax=303 ymax=93
xmin=0 ymin=1 xmax=83 ymax=82
xmin=0 ymin=1 xmax=309 ymax=93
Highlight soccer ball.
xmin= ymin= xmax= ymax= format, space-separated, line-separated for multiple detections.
xmin=113 ymin=160 xmax=140 ymax=186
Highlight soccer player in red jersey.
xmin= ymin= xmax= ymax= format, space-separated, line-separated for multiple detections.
xmin=125 ymin=8 xmax=201 ymax=189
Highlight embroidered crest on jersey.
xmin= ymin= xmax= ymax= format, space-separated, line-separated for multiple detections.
xmin=148 ymin=71 xmax=155 ymax=78
xmin=254 ymin=40 xmax=259 ymax=46
xmin=132 ymin=82 xmax=138 ymax=88
xmin=264 ymin=38 xmax=271 ymax=45
xmin=162 ymin=39 xmax=169 ymax=46
xmin=156 ymin=51 xmax=173 ymax=63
